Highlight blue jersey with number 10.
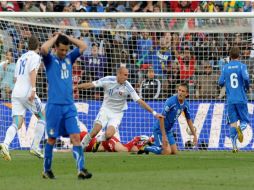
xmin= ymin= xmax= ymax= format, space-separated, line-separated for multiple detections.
xmin=218 ymin=60 xmax=249 ymax=104
xmin=43 ymin=48 xmax=80 ymax=104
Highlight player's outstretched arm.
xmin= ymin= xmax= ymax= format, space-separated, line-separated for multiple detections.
xmin=218 ymin=67 xmax=225 ymax=87
xmin=41 ymin=33 xmax=59 ymax=55
xmin=187 ymin=119 xmax=198 ymax=146
xmin=136 ymin=99 xmax=164 ymax=119
xmin=77 ymin=82 xmax=95 ymax=90
xmin=242 ymin=64 xmax=250 ymax=91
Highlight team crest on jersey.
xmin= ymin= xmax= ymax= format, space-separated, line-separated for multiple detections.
xmin=49 ymin=129 xmax=54 ymax=136
xmin=119 ymin=91 xmax=124 ymax=96
xmin=65 ymin=58 xmax=71 ymax=65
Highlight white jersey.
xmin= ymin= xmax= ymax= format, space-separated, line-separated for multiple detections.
xmin=93 ymin=76 xmax=140 ymax=112
xmin=12 ymin=51 xmax=41 ymax=98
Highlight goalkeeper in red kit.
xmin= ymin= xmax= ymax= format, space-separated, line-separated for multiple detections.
xmin=80 ymin=131 xmax=153 ymax=153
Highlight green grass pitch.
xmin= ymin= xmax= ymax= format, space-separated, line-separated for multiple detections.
xmin=0 ymin=151 xmax=254 ymax=190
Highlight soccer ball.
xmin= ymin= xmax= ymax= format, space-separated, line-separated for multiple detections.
xmin=186 ymin=126 xmax=197 ymax=136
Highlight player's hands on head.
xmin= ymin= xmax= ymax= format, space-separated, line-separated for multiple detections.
xmin=52 ymin=31 xmax=62 ymax=38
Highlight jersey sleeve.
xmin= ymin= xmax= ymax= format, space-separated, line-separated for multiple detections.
xmin=42 ymin=51 xmax=52 ymax=67
xmin=241 ymin=64 xmax=250 ymax=90
xmin=184 ymin=102 xmax=191 ymax=120
xmin=162 ymin=98 xmax=174 ymax=116
xmin=92 ymin=76 xmax=111 ymax=88
xmin=68 ymin=48 xmax=81 ymax=64
xmin=28 ymin=54 xmax=40 ymax=73
xmin=14 ymin=60 xmax=19 ymax=78
xmin=218 ymin=66 xmax=225 ymax=87
xmin=125 ymin=81 xmax=140 ymax=102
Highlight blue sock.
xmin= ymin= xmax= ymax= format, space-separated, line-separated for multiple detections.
xmin=144 ymin=145 xmax=162 ymax=154
xmin=240 ymin=122 xmax=247 ymax=131
xmin=44 ymin=143 xmax=53 ymax=172
xmin=230 ymin=127 xmax=237 ymax=149
xmin=72 ymin=146 xmax=85 ymax=172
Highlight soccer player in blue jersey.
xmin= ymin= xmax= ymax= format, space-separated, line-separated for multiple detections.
xmin=218 ymin=47 xmax=250 ymax=153
xmin=41 ymin=32 xmax=92 ymax=179
xmin=141 ymin=83 xmax=197 ymax=155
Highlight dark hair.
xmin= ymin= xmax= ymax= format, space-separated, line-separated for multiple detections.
xmin=28 ymin=36 xmax=40 ymax=50
xmin=229 ymin=47 xmax=240 ymax=59
xmin=55 ymin=34 xmax=69 ymax=47
xmin=179 ymin=82 xmax=189 ymax=91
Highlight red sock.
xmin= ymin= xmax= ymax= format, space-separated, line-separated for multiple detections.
xmin=80 ymin=131 xmax=88 ymax=141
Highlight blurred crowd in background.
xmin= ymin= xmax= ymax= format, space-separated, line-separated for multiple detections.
xmin=0 ymin=1 xmax=254 ymax=101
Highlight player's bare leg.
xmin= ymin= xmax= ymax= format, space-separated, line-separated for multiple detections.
xmin=230 ymin=123 xmax=239 ymax=152
xmin=113 ymin=142 xmax=128 ymax=152
xmin=42 ymin=138 xmax=56 ymax=179
xmin=0 ymin=116 xmax=23 ymax=161
xmin=91 ymin=126 xmax=116 ymax=152
xmin=30 ymin=112 xmax=45 ymax=159
xmin=71 ymin=133 xmax=92 ymax=180
xmin=104 ymin=126 xmax=115 ymax=140
xmin=81 ymin=123 xmax=102 ymax=149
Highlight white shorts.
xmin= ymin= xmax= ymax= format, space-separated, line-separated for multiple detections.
xmin=94 ymin=107 xmax=124 ymax=131
xmin=12 ymin=96 xmax=43 ymax=117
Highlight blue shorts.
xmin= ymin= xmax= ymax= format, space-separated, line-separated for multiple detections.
xmin=153 ymin=129 xmax=176 ymax=146
xmin=227 ymin=103 xmax=250 ymax=124
xmin=46 ymin=103 xmax=80 ymax=138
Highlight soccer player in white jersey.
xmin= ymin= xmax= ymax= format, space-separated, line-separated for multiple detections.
xmin=77 ymin=66 xmax=164 ymax=149
xmin=0 ymin=36 xmax=45 ymax=161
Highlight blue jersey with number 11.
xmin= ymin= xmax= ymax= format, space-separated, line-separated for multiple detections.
xmin=218 ymin=60 xmax=249 ymax=104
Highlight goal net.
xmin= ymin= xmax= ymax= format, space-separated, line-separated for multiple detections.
xmin=0 ymin=12 xmax=253 ymax=151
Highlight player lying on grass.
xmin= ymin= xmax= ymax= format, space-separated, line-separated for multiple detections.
xmin=80 ymin=131 xmax=153 ymax=153
xmin=138 ymin=83 xmax=198 ymax=155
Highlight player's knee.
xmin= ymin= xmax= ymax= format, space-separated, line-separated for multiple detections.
xmin=162 ymin=148 xmax=171 ymax=155
xmin=91 ymin=123 xmax=102 ymax=137
xmin=171 ymin=149 xmax=178 ymax=155
xmin=13 ymin=115 xmax=24 ymax=129
xmin=70 ymin=134 xmax=81 ymax=145
xmin=105 ymin=126 xmax=115 ymax=139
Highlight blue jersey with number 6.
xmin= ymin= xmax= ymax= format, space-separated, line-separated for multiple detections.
xmin=43 ymin=48 xmax=80 ymax=104
xmin=218 ymin=60 xmax=249 ymax=104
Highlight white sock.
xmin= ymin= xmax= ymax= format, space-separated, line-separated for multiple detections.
xmin=97 ymin=133 xmax=106 ymax=142
xmin=4 ymin=124 xmax=18 ymax=147
xmin=31 ymin=120 xmax=45 ymax=150
xmin=81 ymin=133 xmax=91 ymax=149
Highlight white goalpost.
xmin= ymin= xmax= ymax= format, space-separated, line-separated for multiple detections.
xmin=0 ymin=12 xmax=253 ymax=151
